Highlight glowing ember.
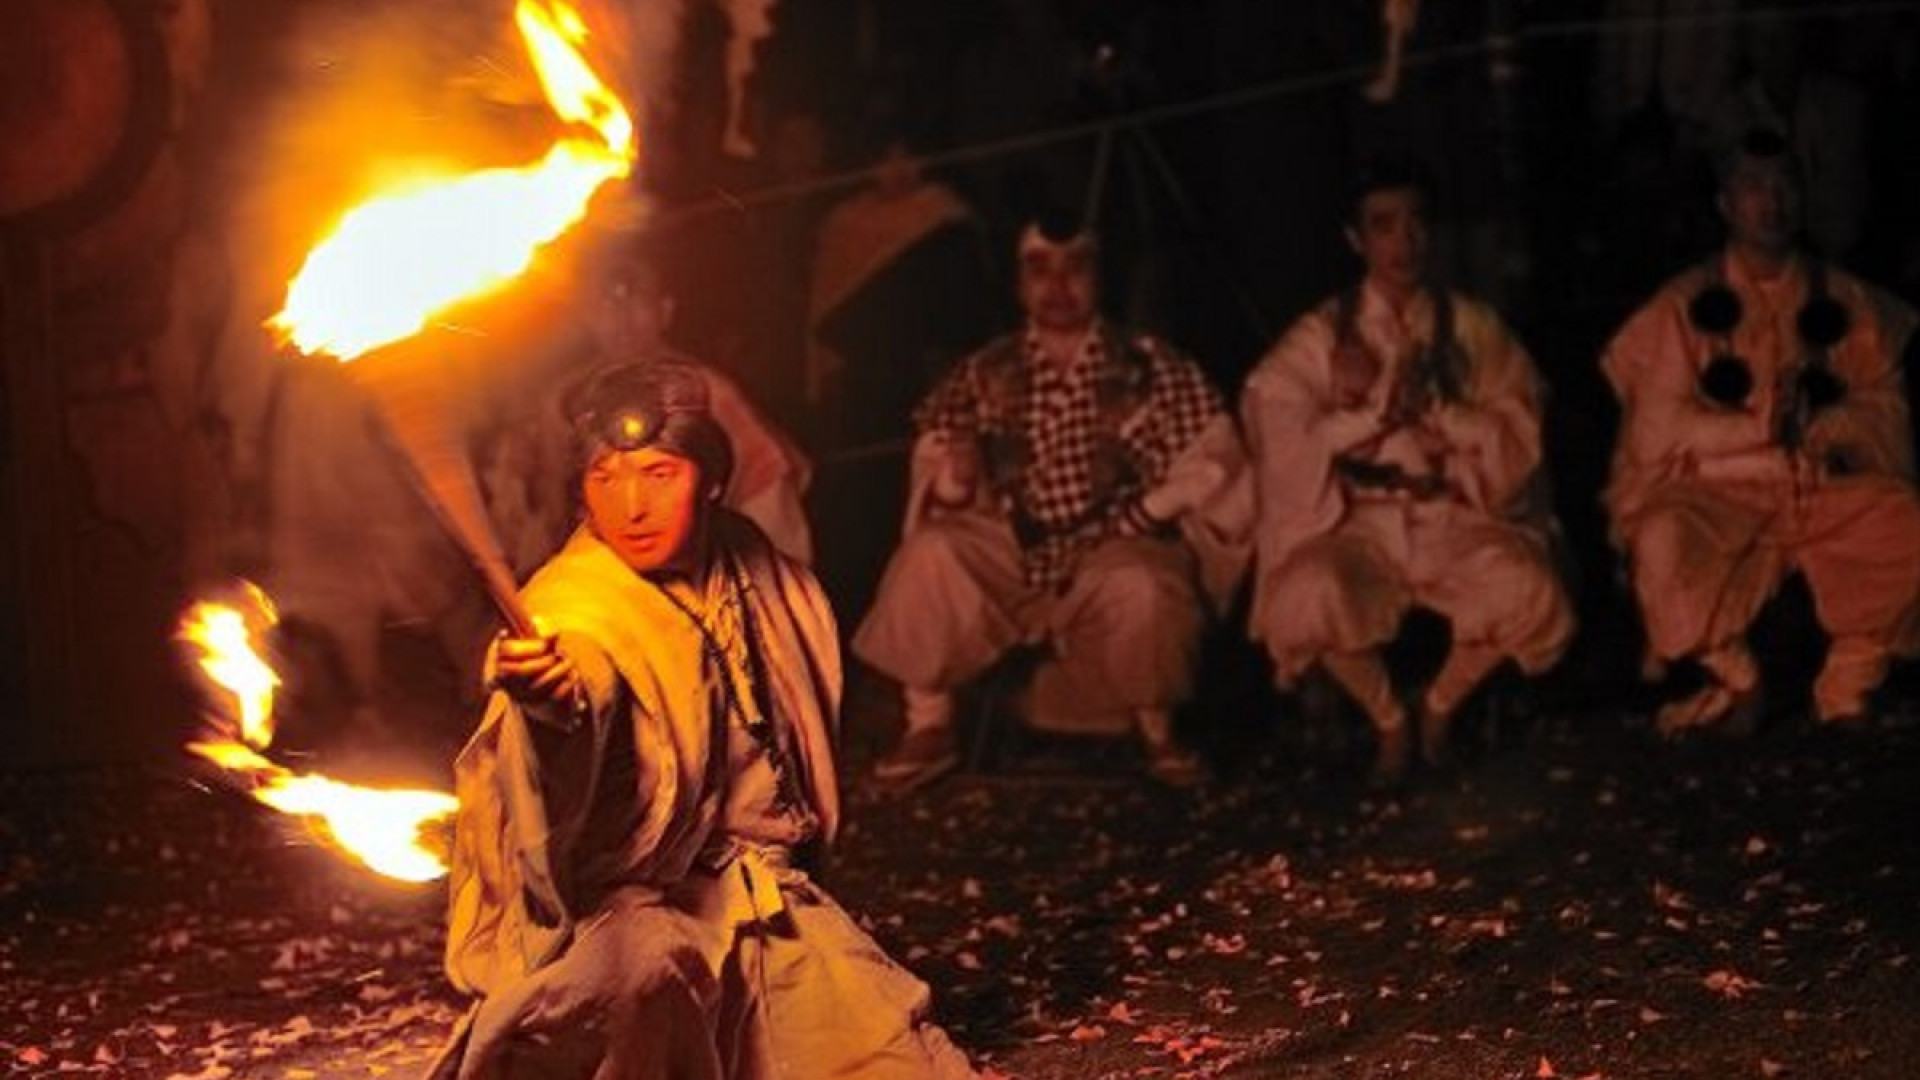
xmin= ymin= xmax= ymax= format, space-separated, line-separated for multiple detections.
xmin=269 ymin=0 xmax=636 ymax=359
xmin=177 ymin=587 xmax=458 ymax=883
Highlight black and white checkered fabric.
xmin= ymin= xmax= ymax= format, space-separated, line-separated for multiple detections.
xmin=915 ymin=323 xmax=1223 ymax=586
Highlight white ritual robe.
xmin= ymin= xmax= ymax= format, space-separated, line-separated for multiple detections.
xmin=1241 ymin=285 xmax=1572 ymax=687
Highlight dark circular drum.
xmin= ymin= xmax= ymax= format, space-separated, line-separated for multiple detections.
xmin=0 ymin=0 xmax=171 ymax=238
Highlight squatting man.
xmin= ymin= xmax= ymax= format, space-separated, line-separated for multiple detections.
xmin=1240 ymin=162 xmax=1573 ymax=786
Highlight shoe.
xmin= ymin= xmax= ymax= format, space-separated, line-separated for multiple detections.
xmin=872 ymin=726 xmax=959 ymax=790
xmin=1367 ymin=726 xmax=1412 ymax=790
xmin=1144 ymin=743 xmax=1208 ymax=789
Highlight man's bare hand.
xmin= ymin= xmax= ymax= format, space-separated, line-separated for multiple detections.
xmin=1331 ymin=341 xmax=1382 ymax=410
xmin=930 ymin=432 xmax=982 ymax=507
xmin=491 ymin=633 xmax=581 ymax=708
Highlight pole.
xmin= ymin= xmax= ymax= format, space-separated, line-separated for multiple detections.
xmin=342 ymin=347 xmax=539 ymax=638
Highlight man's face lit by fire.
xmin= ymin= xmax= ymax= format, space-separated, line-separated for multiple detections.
xmin=1347 ymin=186 xmax=1430 ymax=298
xmin=591 ymin=267 xmax=675 ymax=360
xmin=583 ymin=445 xmax=707 ymax=574
xmin=1719 ymin=154 xmax=1802 ymax=261
xmin=1017 ymin=238 xmax=1099 ymax=334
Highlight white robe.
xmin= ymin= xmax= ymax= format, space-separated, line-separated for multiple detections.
xmin=1241 ymin=285 xmax=1572 ymax=684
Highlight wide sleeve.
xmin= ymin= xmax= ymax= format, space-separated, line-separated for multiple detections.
xmin=1430 ymin=300 xmax=1547 ymax=515
xmin=1164 ymin=413 xmax=1257 ymax=614
xmin=444 ymin=633 xmax=621 ymax=997
xmin=1115 ymin=341 xmax=1227 ymax=487
xmin=899 ymin=350 xmax=999 ymax=536
xmin=1240 ymin=314 xmax=1350 ymax=582
xmin=1601 ymin=286 xmax=1775 ymax=470
xmin=1807 ymin=278 xmax=1917 ymax=481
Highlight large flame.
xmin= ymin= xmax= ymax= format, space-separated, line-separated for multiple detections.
xmin=270 ymin=0 xmax=635 ymax=360
xmin=178 ymin=587 xmax=459 ymax=883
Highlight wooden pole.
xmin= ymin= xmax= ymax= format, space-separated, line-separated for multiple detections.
xmin=343 ymin=347 xmax=538 ymax=638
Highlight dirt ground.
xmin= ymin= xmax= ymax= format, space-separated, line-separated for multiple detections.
xmin=3 ymin=665 xmax=1918 ymax=1080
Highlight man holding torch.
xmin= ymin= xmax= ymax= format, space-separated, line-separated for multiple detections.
xmin=432 ymin=363 xmax=977 ymax=1078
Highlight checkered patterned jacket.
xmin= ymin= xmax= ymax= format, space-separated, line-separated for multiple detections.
xmin=914 ymin=322 xmax=1226 ymax=585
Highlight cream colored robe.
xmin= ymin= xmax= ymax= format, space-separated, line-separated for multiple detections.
xmin=435 ymin=513 xmax=974 ymax=1079
xmin=1241 ymin=285 xmax=1572 ymax=683
xmin=1602 ymin=254 xmax=1920 ymax=717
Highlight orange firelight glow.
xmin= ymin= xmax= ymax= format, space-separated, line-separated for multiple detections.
xmin=177 ymin=585 xmax=280 ymax=747
xmin=178 ymin=588 xmax=459 ymax=883
xmin=269 ymin=0 xmax=636 ymax=360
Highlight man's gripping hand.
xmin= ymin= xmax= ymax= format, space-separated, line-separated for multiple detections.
xmin=490 ymin=630 xmax=585 ymax=722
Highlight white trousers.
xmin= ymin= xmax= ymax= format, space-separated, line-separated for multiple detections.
xmin=1253 ymin=501 xmax=1573 ymax=687
xmin=853 ymin=513 xmax=1207 ymax=722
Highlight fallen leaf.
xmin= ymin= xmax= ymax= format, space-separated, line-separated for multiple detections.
xmin=1703 ymin=970 xmax=1762 ymax=998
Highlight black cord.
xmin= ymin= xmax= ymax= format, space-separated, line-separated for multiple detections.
xmin=646 ymin=559 xmax=810 ymax=817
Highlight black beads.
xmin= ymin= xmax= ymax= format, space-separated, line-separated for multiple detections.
xmin=1689 ymin=285 xmax=1743 ymax=336
xmin=1798 ymin=364 xmax=1847 ymax=411
xmin=1796 ymin=296 xmax=1851 ymax=349
xmin=1699 ymin=353 xmax=1754 ymax=407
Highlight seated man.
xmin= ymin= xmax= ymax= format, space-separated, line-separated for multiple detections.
xmin=484 ymin=245 xmax=814 ymax=574
xmin=1241 ymin=162 xmax=1574 ymax=786
xmin=1602 ymin=129 xmax=1920 ymax=735
xmin=852 ymin=214 xmax=1252 ymax=790
xmin=432 ymin=363 xmax=976 ymax=1079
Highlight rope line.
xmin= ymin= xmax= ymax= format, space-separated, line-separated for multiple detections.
xmin=660 ymin=0 xmax=1920 ymax=224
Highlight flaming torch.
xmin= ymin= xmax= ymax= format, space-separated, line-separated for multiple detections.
xmin=268 ymin=0 xmax=638 ymax=635
xmin=178 ymin=583 xmax=459 ymax=883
